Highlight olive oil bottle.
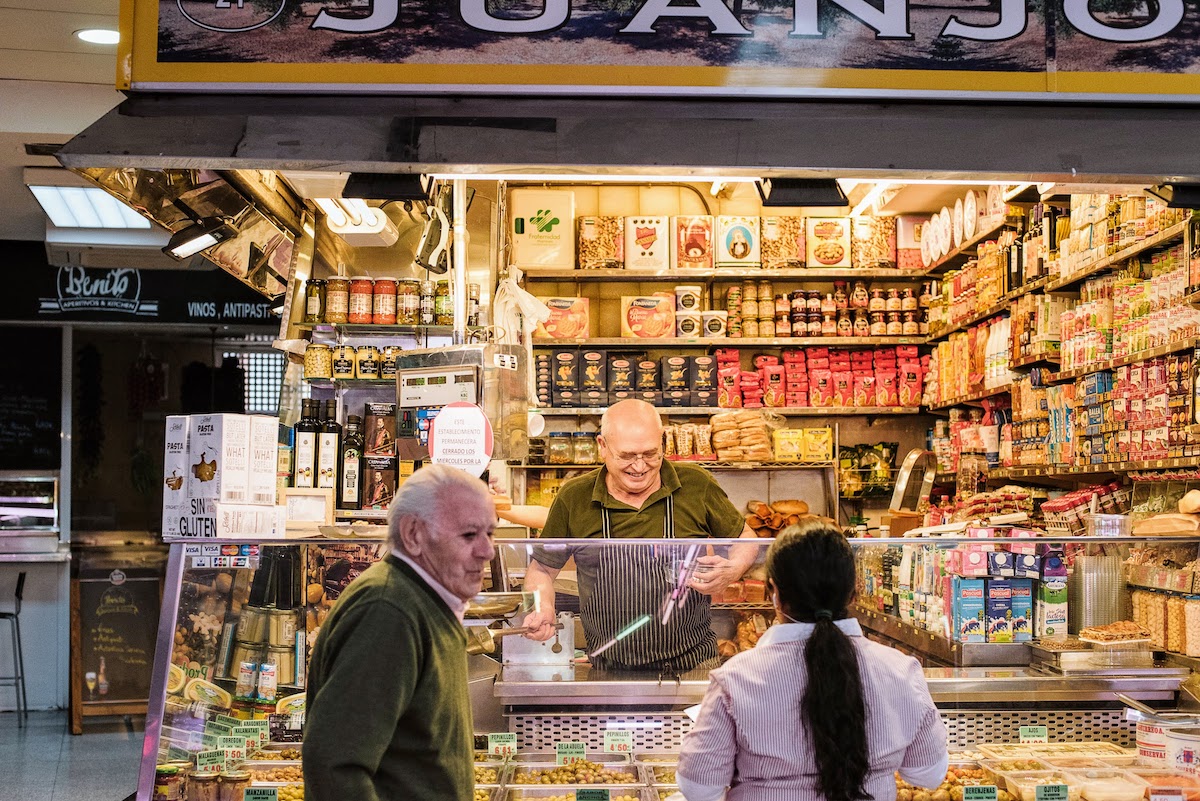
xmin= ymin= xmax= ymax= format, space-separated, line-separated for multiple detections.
xmin=339 ymin=415 xmax=364 ymax=510
xmin=317 ymin=399 xmax=342 ymax=491
xmin=293 ymin=400 xmax=319 ymax=488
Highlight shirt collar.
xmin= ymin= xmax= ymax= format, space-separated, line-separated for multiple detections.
xmin=390 ymin=549 xmax=469 ymax=622
xmin=755 ymin=618 xmax=863 ymax=647
xmin=590 ymin=460 xmax=682 ymax=508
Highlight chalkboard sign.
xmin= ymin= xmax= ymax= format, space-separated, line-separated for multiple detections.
xmin=0 ymin=326 xmax=61 ymax=470
xmin=77 ymin=567 xmax=160 ymax=704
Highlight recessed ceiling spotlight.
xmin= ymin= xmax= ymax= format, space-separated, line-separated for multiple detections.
xmin=75 ymin=29 xmax=120 ymax=45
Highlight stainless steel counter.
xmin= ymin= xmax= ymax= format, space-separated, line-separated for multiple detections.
xmin=494 ymin=664 xmax=1187 ymax=706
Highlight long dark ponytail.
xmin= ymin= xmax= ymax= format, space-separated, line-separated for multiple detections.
xmin=767 ymin=521 xmax=871 ymax=801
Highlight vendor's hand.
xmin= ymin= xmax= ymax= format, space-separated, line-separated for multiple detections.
xmin=521 ymin=608 xmax=558 ymax=641
xmin=688 ymin=555 xmax=741 ymax=597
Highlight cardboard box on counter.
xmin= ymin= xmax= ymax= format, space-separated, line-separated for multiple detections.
xmin=188 ymin=414 xmax=251 ymax=504
xmin=162 ymin=414 xmax=190 ymax=537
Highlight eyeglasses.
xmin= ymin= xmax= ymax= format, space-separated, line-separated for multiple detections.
xmin=611 ymin=449 xmax=663 ymax=466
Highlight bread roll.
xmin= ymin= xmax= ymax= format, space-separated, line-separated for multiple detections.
xmin=772 ymin=499 xmax=809 ymax=516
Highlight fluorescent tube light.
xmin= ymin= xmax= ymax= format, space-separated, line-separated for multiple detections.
xmin=27 ymin=185 xmax=152 ymax=230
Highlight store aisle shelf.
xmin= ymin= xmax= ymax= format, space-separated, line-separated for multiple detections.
xmin=1047 ymin=337 xmax=1200 ymax=384
xmin=534 ymin=406 xmax=922 ymax=417
xmin=925 ymin=217 xmax=1010 ymax=276
xmin=1044 ymin=220 xmax=1189 ymax=293
xmin=927 ymin=385 xmax=1010 ymax=410
xmin=852 ymin=606 xmax=959 ymax=664
xmin=1010 ymin=351 xmax=1061 ymax=370
xmin=533 ymin=335 xmax=926 ymax=348
xmin=301 ymin=323 xmax=479 ymax=336
xmin=993 ymin=456 xmax=1200 ymax=480
xmin=512 ymin=460 xmax=835 ymax=471
xmin=521 ymin=267 xmax=931 ymax=282
xmin=927 ymin=276 xmax=1053 ymax=345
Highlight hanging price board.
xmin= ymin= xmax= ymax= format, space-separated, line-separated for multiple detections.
xmin=218 ymin=736 xmax=246 ymax=762
xmin=603 ymin=730 xmax=634 ymax=754
xmin=556 ymin=741 xmax=587 ymax=765
xmin=488 ymin=732 xmax=518 ymax=757
xmin=232 ymin=726 xmax=260 ymax=751
xmin=1019 ymin=726 xmax=1049 ymax=744
xmin=244 ymin=719 xmax=270 ymax=747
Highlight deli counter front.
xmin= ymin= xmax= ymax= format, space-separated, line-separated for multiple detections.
xmin=139 ymin=533 xmax=1200 ymax=800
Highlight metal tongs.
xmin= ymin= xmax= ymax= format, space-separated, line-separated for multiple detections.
xmin=660 ymin=543 xmax=702 ymax=625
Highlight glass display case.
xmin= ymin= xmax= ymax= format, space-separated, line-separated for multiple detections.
xmin=139 ymin=533 xmax=1200 ymax=801
xmin=0 ymin=469 xmax=61 ymax=553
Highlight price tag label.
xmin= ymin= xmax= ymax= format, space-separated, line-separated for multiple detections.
xmin=204 ymin=721 xmax=234 ymax=738
xmin=576 ymin=791 xmax=611 ymax=801
xmin=166 ymin=745 xmax=192 ymax=762
xmin=216 ymin=714 xmax=242 ymax=729
xmin=243 ymin=789 xmax=278 ymax=801
xmin=232 ymin=726 xmax=260 ymax=751
xmin=965 ymin=786 xmax=999 ymax=801
xmin=603 ymin=730 xmax=634 ymax=754
xmin=218 ymin=736 xmax=246 ymax=762
xmin=555 ymin=740 xmax=587 ymax=765
xmin=488 ymin=732 xmax=517 ymax=757
xmin=1019 ymin=725 xmax=1049 ymax=744
xmin=1150 ymin=790 xmax=1185 ymax=801
xmin=244 ymin=720 xmax=270 ymax=747
xmin=202 ymin=733 xmax=218 ymax=750
xmin=195 ymin=750 xmax=226 ymax=774
xmin=1036 ymin=784 xmax=1069 ymax=801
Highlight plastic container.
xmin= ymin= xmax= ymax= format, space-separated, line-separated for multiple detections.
xmin=999 ymin=770 xmax=1083 ymax=801
xmin=674 ymin=285 xmax=703 ymax=312
xmin=676 ymin=311 xmax=702 ymax=337
xmin=548 ymin=433 xmax=573 ymax=465
xmin=571 ymin=432 xmax=598 ymax=465
xmin=1063 ymin=768 xmax=1147 ymax=801
xmin=1086 ymin=514 xmax=1132 ymax=537
xmin=1127 ymin=768 xmax=1200 ymax=800
xmin=702 ymin=310 xmax=728 ymax=338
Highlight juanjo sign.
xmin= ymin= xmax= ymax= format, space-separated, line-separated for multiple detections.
xmin=308 ymin=0 xmax=1185 ymax=44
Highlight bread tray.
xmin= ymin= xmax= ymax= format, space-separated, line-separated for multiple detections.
xmin=1078 ymin=637 xmax=1151 ymax=645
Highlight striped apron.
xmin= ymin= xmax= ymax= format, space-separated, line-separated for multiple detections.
xmin=579 ymin=495 xmax=718 ymax=671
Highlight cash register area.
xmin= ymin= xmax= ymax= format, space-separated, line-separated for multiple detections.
xmin=1 ymin=712 xmax=142 ymax=801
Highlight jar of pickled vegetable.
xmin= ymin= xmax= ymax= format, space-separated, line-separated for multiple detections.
xmin=419 ymin=280 xmax=436 ymax=325
xmin=324 ymin=277 xmax=350 ymax=324
xmin=303 ymin=278 xmax=326 ymax=324
xmin=373 ymin=277 xmax=397 ymax=325
xmin=154 ymin=765 xmax=184 ymax=801
xmin=186 ymin=771 xmax=219 ymax=801
xmin=397 ymin=280 xmax=420 ymax=324
xmin=348 ymin=278 xmax=374 ymax=324
xmin=434 ymin=281 xmax=453 ymax=326
xmin=217 ymin=772 xmax=250 ymax=801
xmin=572 ymin=432 xmax=598 ymax=465
xmin=548 ymin=433 xmax=573 ymax=465
xmin=303 ymin=344 xmax=332 ymax=380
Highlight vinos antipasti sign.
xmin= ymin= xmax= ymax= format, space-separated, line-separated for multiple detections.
xmin=123 ymin=0 xmax=1200 ymax=99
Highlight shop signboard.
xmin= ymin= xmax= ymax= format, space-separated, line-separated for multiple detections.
xmin=123 ymin=0 xmax=1200 ymax=100
xmin=6 ymin=244 xmax=277 ymax=326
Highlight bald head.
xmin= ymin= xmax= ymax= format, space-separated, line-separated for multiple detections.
xmin=599 ymin=399 xmax=663 ymax=440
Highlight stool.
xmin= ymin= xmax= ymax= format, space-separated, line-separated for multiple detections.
xmin=0 ymin=572 xmax=27 ymax=724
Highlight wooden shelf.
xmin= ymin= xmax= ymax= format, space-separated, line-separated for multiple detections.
xmin=522 ymin=267 xmax=931 ymax=282
xmin=926 ymin=276 xmax=1052 ymax=345
xmin=1010 ymin=351 xmax=1060 ymax=370
xmin=534 ymin=406 xmax=922 ymax=417
xmin=513 ymin=461 xmax=834 ymax=471
xmin=533 ymin=336 xmax=926 ymax=348
xmin=991 ymin=456 xmax=1200 ymax=479
xmin=1047 ymin=337 xmax=1200 ymax=384
xmin=1045 ymin=220 xmax=1189 ymax=293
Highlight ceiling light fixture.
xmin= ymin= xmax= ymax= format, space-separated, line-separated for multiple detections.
xmin=27 ymin=185 xmax=152 ymax=230
xmin=163 ymin=217 xmax=238 ymax=261
xmin=1147 ymin=183 xmax=1200 ymax=209
xmin=75 ymin=29 xmax=120 ymax=45
xmin=757 ymin=178 xmax=849 ymax=208
xmin=314 ymin=197 xmax=399 ymax=247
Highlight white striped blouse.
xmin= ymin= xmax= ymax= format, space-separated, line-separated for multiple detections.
xmin=676 ymin=618 xmax=949 ymax=801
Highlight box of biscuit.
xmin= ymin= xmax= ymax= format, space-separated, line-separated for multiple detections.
xmin=621 ymin=295 xmax=676 ymax=338
xmin=806 ymin=218 xmax=852 ymax=269
xmin=534 ymin=297 xmax=591 ymax=339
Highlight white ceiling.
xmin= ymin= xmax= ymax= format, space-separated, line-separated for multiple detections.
xmin=0 ymin=0 xmax=124 ymax=241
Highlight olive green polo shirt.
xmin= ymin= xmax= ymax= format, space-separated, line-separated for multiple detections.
xmin=536 ymin=460 xmax=745 ymax=568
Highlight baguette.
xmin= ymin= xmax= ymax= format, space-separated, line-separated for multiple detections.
xmin=771 ymin=499 xmax=809 ymax=516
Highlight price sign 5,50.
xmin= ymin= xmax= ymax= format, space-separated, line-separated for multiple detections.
xmin=604 ymin=730 xmax=633 ymax=754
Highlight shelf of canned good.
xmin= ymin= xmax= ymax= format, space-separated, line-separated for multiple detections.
xmin=532 ymin=406 xmax=921 ymax=417
xmin=992 ymin=456 xmax=1200 ymax=479
xmin=532 ymin=336 xmax=925 ymax=348
xmin=1044 ymin=219 xmax=1189 ymax=293
xmin=520 ymin=267 xmax=933 ymax=282
xmin=1046 ymin=336 xmax=1200 ymax=384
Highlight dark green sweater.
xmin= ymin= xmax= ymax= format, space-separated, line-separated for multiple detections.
xmin=303 ymin=555 xmax=472 ymax=801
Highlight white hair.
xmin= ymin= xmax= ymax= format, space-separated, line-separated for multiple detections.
xmin=599 ymin=399 xmax=663 ymax=439
xmin=386 ymin=464 xmax=490 ymax=553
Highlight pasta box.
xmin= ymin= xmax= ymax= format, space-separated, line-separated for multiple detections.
xmin=162 ymin=414 xmax=190 ymax=537
xmin=580 ymin=351 xmax=607 ymax=391
xmin=189 ymin=414 xmax=251 ymax=504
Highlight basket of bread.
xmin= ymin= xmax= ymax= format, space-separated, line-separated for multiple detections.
xmin=744 ymin=499 xmax=832 ymax=537
xmin=709 ymin=410 xmax=777 ymax=462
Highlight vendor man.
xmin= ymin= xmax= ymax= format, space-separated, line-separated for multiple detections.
xmin=522 ymin=400 xmax=759 ymax=671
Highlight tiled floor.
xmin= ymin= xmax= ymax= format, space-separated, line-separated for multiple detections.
xmin=0 ymin=711 xmax=143 ymax=801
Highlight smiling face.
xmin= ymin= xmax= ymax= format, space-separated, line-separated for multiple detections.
xmin=598 ymin=400 xmax=664 ymax=500
xmin=403 ymin=488 xmax=496 ymax=601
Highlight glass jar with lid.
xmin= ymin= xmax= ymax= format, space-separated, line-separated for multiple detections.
xmin=434 ymin=280 xmax=453 ymax=326
xmin=419 ymin=280 xmax=436 ymax=325
xmin=324 ymin=277 xmax=350 ymax=324
xmin=348 ymin=278 xmax=374 ymax=324
xmin=303 ymin=278 xmax=326 ymax=324
xmin=373 ymin=278 xmax=398 ymax=325
xmin=548 ymin=432 xmax=573 ymax=465
xmin=572 ymin=432 xmax=598 ymax=465
xmin=187 ymin=772 xmax=219 ymax=801
xmin=397 ymin=280 xmax=421 ymax=324
xmin=217 ymin=772 xmax=250 ymax=801
xmin=303 ymin=344 xmax=332 ymax=380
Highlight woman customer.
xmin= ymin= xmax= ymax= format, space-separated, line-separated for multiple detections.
xmin=674 ymin=521 xmax=948 ymax=801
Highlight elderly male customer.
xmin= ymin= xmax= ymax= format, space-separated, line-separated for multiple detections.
xmin=303 ymin=464 xmax=496 ymax=801
xmin=522 ymin=399 xmax=759 ymax=671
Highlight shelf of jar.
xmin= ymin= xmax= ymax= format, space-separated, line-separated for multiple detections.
xmin=304 ymin=378 xmax=396 ymax=387
xmin=926 ymin=385 xmax=1011 ymax=410
xmin=520 ymin=267 xmax=932 ymax=282
xmin=1010 ymin=351 xmax=1061 ymax=370
xmin=532 ymin=406 xmax=922 ymax=417
xmin=513 ymin=460 xmax=835 ymax=471
xmin=301 ymin=323 xmax=486 ymax=337
xmin=532 ymin=336 xmax=926 ymax=348
xmin=1044 ymin=219 xmax=1190 ymax=293
xmin=989 ymin=456 xmax=1200 ymax=479
xmin=926 ymin=276 xmax=1054 ymax=344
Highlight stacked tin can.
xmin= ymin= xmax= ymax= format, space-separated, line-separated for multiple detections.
xmin=726 ymin=284 xmax=743 ymax=338
xmin=757 ymin=278 xmax=776 ymax=338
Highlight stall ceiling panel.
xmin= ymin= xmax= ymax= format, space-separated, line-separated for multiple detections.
xmin=58 ymin=94 xmax=1200 ymax=184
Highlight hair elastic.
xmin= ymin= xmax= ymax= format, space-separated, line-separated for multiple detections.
xmin=814 ymin=609 xmax=833 ymax=621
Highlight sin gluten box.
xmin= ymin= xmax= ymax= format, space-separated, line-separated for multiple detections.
xmin=188 ymin=414 xmax=251 ymax=505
